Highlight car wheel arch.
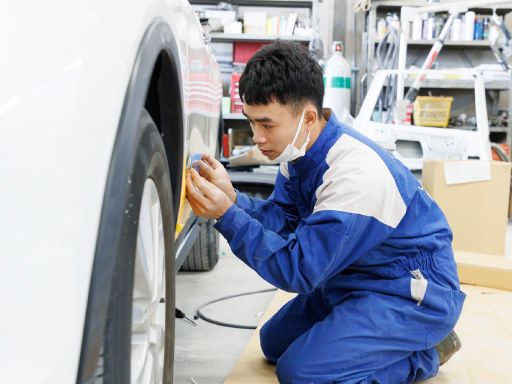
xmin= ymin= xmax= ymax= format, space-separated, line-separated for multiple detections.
xmin=77 ymin=18 xmax=184 ymax=383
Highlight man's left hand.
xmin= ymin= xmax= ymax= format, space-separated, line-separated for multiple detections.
xmin=186 ymin=168 xmax=233 ymax=219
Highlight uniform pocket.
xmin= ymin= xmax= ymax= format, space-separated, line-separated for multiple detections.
xmin=424 ymin=286 xmax=466 ymax=347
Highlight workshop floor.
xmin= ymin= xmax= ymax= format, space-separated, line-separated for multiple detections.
xmin=174 ymin=235 xmax=274 ymax=384
xmin=174 ymin=225 xmax=512 ymax=384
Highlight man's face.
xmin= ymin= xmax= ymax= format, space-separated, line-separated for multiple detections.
xmin=242 ymin=101 xmax=308 ymax=160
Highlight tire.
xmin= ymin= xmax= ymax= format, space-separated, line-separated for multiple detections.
xmin=102 ymin=110 xmax=175 ymax=383
xmin=180 ymin=218 xmax=219 ymax=272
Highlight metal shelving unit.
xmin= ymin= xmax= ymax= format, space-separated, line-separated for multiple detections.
xmin=210 ymin=33 xmax=311 ymax=43
xmin=364 ymin=0 xmax=512 ymax=149
xmin=365 ymin=1 xmax=512 ymax=78
xmin=228 ymin=169 xmax=279 ymax=185
xmin=403 ymin=78 xmax=512 ymax=90
xmin=366 ymin=0 xmax=511 ymax=12
xmin=190 ymin=0 xmax=312 ymax=7
xmin=193 ymin=0 xmax=314 ymax=181
xmin=490 ymin=127 xmax=509 ymax=133
xmin=407 ymin=39 xmax=491 ymax=47
xmin=223 ymin=113 xmax=247 ymax=120
xmin=375 ymin=39 xmax=493 ymax=47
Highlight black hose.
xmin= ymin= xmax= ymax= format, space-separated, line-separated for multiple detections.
xmin=194 ymin=288 xmax=278 ymax=329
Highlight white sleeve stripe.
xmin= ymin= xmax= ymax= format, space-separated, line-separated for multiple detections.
xmin=313 ymin=134 xmax=406 ymax=228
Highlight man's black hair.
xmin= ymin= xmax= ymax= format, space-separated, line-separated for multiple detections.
xmin=239 ymin=40 xmax=324 ymax=115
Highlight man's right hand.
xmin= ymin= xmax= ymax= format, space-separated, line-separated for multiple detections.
xmin=197 ymin=154 xmax=237 ymax=203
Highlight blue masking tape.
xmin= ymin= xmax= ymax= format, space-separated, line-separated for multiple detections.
xmin=188 ymin=153 xmax=202 ymax=172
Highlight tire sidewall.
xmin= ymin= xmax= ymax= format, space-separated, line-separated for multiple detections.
xmin=105 ymin=110 xmax=175 ymax=383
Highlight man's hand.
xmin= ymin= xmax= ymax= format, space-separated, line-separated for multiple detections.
xmin=197 ymin=154 xmax=237 ymax=203
xmin=186 ymin=168 xmax=233 ymax=219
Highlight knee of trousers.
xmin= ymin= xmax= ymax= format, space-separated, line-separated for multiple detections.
xmin=275 ymin=350 xmax=311 ymax=384
xmin=259 ymin=321 xmax=281 ymax=364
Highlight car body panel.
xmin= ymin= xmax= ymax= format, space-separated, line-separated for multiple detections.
xmin=0 ymin=0 xmax=220 ymax=382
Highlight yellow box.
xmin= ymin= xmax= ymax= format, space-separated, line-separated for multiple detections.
xmin=413 ymin=96 xmax=453 ymax=128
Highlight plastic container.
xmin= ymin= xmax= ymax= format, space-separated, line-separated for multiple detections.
xmin=464 ymin=11 xmax=475 ymax=40
xmin=426 ymin=13 xmax=436 ymax=40
xmin=474 ymin=17 xmax=483 ymax=40
xmin=413 ymin=96 xmax=454 ymax=128
xmin=412 ymin=15 xmax=423 ymax=40
xmin=483 ymin=17 xmax=490 ymax=40
xmin=451 ymin=16 xmax=462 ymax=41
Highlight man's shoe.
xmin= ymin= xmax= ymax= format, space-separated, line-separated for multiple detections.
xmin=435 ymin=330 xmax=462 ymax=366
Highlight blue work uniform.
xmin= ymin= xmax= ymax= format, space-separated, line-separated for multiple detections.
xmin=214 ymin=111 xmax=466 ymax=383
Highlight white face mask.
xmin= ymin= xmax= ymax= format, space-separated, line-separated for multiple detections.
xmin=274 ymin=109 xmax=311 ymax=163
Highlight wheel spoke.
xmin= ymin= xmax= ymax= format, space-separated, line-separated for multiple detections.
xmin=134 ymin=190 xmax=154 ymax=301
xmin=132 ymin=178 xmax=166 ymax=384
xmin=149 ymin=188 xmax=165 ymax=303
xmin=131 ymin=333 xmax=149 ymax=383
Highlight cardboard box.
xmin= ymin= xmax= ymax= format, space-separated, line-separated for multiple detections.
xmin=243 ymin=12 xmax=267 ymax=35
xmin=455 ymin=250 xmax=512 ymax=291
xmin=422 ymin=160 xmax=511 ymax=256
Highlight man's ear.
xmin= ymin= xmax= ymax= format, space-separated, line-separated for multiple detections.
xmin=305 ymin=108 xmax=318 ymax=128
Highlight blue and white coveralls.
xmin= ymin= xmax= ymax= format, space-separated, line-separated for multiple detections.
xmin=214 ymin=112 xmax=466 ymax=383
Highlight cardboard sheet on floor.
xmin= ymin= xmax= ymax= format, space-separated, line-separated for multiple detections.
xmin=224 ymin=285 xmax=512 ymax=384
xmin=455 ymin=250 xmax=512 ymax=291
xmin=224 ymin=290 xmax=295 ymax=384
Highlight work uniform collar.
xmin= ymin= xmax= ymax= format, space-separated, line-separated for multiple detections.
xmin=289 ymin=110 xmax=342 ymax=174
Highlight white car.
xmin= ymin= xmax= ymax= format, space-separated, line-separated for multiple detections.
xmin=0 ymin=1 xmax=222 ymax=383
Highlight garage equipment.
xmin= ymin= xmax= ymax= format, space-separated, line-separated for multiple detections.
xmin=489 ymin=9 xmax=512 ymax=70
xmin=355 ymin=68 xmax=494 ymax=171
xmin=323 ymin=41 xmax=352 ymax=117
xmin=395 ymin=0 xmax=512 ymax=123
xmin=354 ymin=0 xmax=512 ymax=171
xmin=175 ymin=308 xmax=197 ymax=326
xmin=413 ymin=96 xmax=454 ymax=128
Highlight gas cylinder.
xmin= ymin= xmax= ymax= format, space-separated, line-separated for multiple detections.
xmin=323 ymin=41 xmax=351 ymax=117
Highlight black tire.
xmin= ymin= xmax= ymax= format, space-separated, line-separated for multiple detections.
xmin=180 ymin=218 xmax=219 ymax=272
xmin=102 ymin=110 xmax=175 ymax=383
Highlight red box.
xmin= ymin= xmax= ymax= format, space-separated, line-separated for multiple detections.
xmin=233 ymin=42 xmax=266 ymax=64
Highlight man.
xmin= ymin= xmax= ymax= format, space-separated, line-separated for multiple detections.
xmin=186 ymin=41 xmax=464 ymax=383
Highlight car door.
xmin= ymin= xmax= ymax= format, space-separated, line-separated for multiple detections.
xmin=175 ymin=0 xmax=221 ymax=238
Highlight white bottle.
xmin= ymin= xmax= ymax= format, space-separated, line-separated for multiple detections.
xmin=426 ymin=13 xmax=435 ymax=40
xmin=412 ymin=15 xmax=423 ymax=40
xmin=323 ymin=41 xmax=351 ymax=117
xmin=464 ymin=11 xmax=475 ymax=41
xmin=451 ymin=15 xmax=462 ymax=41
